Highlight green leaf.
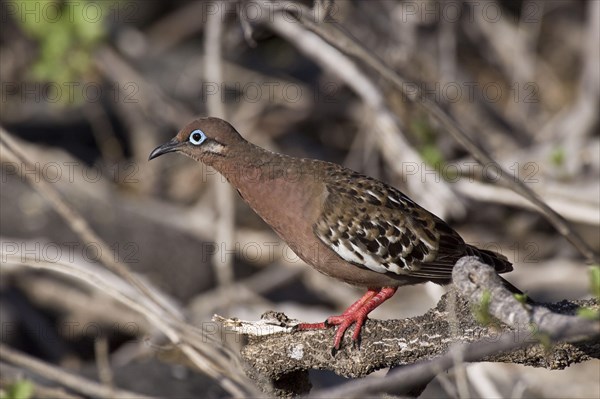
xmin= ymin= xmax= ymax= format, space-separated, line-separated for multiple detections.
xmin=410 ymin=118 xmax=435 ymax=142
xmin=2 ymin=380 xmax=34 ymax=399
xmin=589 ymin=265 xmax=600 ymax=300
xmin=514 ymin=293 xmax=529 ymax=304
xmin=550 ymin=147 xmax=565 ymax=167
xmin=420 ymin=145 xmax=444 ymax=170
xmin=474 ymin=290 xmax=492 ymax=326
xmin=9 ymin=0 xmax=110 ymax=105
xmin=577 ymin=307 xmax=600 ymax=320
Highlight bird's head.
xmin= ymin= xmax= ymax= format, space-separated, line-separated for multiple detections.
xmin=148 ymin=117 xmax=245 ymax=164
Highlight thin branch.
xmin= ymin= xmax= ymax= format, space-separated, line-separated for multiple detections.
xmin=0 ymin=343 xmax=154 ymax=399
xmin=204 ymin=0 xmax=236 ymax=293
xmin=453 ymin=180 xmax=600 ymax=226
xmin=0 ymin=366 xmax=83 ymax=399
xmin=94 ymin=337 xmax=114 ymax=392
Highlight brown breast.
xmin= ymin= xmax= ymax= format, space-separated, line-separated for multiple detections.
xmin=226 ymin=156 xmax=423 ymax=288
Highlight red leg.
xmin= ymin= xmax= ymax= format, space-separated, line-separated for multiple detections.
xmin=297 ymin=287 xmax=398 ymax=349
xmin=296 ymin=289 xmax=379 ymax=330
xmin=331 ymin=287 xmax=397 ymax=348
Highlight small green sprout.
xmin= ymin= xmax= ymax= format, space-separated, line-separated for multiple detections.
xmin=550 ymin=147 xmax=565 ymax=167
xmin=0 ymin=380 xmax=34 ymax=399
xmin=474 ymin=290 xmax=492 ymax=326
xmin=514 ymin=293 xmax=529 ymax=304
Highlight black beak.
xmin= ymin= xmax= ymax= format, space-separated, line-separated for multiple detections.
xmin=149 ymin=138 xmax=182 ymax=160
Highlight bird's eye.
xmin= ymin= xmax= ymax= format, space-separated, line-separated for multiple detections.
xmin=189 ymin=129 xmax=206 ymax=145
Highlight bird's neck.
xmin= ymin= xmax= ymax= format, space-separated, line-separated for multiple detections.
xmin=206 ymin=141 xmax=288 ymax=187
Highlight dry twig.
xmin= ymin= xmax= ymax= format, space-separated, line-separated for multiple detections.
xmin=203 ymin=1 xmax=236 ymax=292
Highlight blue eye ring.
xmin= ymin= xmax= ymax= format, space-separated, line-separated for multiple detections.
xmin=189 ymin=129 xmax=206 ymax=145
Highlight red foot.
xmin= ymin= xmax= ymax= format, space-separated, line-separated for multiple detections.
xmin=297 ymin=287 xmax=397 ymax=349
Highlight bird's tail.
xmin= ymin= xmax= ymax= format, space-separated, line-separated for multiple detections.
xmin=465 ymin=245 xmax=513 ymax=274
xmin=465 ymin=245 xmax=534 ymax=304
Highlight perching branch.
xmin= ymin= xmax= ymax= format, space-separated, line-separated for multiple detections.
xmin=216 ymin=256 xmax=599 ymax=397
xmin=311 ymin=258 xmax=600 ymax=398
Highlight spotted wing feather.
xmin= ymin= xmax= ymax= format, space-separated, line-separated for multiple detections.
xmin=313 ymin=166 xmax=511 ymax=281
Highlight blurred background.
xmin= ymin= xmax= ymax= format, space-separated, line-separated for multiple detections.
xmin=1 ymin=0 xmax=598 ymax=398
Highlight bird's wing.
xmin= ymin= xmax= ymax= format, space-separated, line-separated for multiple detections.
xmin=313 ymin=169 xmax=468 ymax=280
